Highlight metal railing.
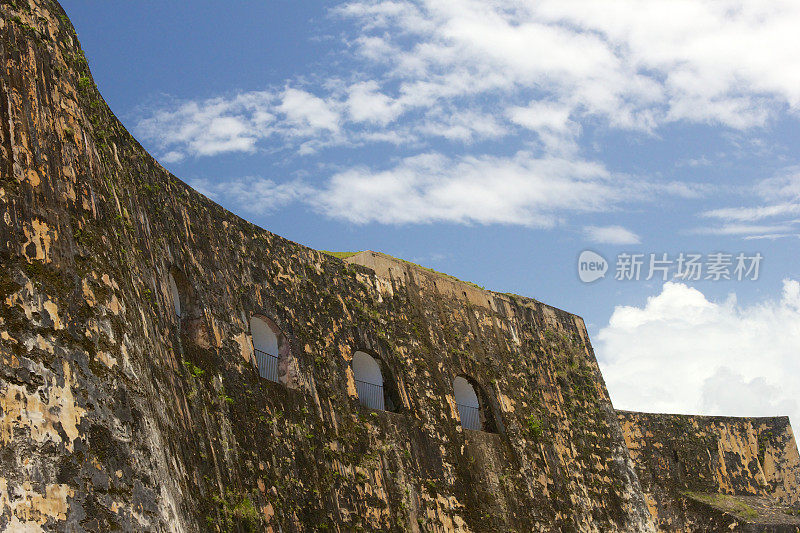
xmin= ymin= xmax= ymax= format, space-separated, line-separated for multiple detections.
xmin=355 ymin=379 xmax=385 ymax=411
xmin=457 ymin=403 xmax=481 ymax=431
xmin=254 ymin=348 xmax=280 ymax=383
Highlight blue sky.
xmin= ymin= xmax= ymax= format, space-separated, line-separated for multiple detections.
xmin=62 ymin=1 xmax=800 ymax=424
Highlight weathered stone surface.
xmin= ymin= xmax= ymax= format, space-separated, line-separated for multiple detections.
xmin=0 ymin=0 xmax=796 ymax=531
xmin=619 ymin=411 xmax=800 ymax=531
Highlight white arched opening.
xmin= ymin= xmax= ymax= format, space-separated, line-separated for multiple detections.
xmin=168 ymin=272 xmax=181 ymax=317
xmin=251 ymin=316 xmax=280 ymax=382
xmin=454 ymin=376 xmax=481 ymax=431
xmin=352 ymin=351 xmax=385 ymax=410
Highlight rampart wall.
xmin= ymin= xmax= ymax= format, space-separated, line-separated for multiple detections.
xmin=0 ymin=1 xmax=655 ymax=530
xmin=0 ymin=1 xmax=797 ymax=531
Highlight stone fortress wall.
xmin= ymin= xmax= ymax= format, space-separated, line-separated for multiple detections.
xmin=0 ymin=0 xmax=797 ymax=531
xmin=618 ymin=411 xmax=800 ymax=531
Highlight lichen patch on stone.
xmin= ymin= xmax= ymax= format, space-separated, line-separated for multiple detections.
xmin=0 ymin=361 xmax=85 ymax=452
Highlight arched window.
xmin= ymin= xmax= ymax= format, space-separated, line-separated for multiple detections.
xmin=251 ymin=316 xmax=281 ymax=383
xmin=168 ymin=267 xmax=195 ymax=319
xmin=352 ymin=351 xmax=403 ymax=412
xmin=453 ymin=376 xmax=499 ymax=433
xmin=168 ymin=272 xmax=181 ymax=317
xmin=454 ymin=377 xmax=481 ymax=430
xmin=353 ymin=351 xmax=385 ymax=410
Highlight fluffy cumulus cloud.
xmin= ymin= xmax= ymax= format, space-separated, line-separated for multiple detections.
xmin=277 ymin=88 xmax=341 ymax=136
xmin=134 ymin=1 xmax=800 ymax=227
xmin=345 ymin=81 xmax=402 ymax=125
xmin=596 ymin=280 xmax=800 ymax=427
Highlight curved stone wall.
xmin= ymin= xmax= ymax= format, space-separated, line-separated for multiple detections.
xmin=0 ymin=2 xmax=655 ymax=529
xmin=0 ymin=1 xmax=797 ymax=531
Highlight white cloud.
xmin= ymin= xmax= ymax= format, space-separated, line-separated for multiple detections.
xmin=160 ymin=151 xmax=185 ymax=164
xmin=701 ymin=367 xmax=797 ymax=419
xmin=346 ymin=81 xmax=402 ymax=125
xmin=507 ymin=102 xmax=573 ymax=133
xmin=597 ymin=280 xmax=800 ymax=428
xmin=416 ymin=110 xmax=507 ymax=142
xmin=190 ymin=176 xmax=311 ymax=215
xmin=313 ymin=152 xmax=644 ymax=226
xmin=340 ymin=0 xmax=800 ymax=130
xmin=760 ymin=169 xmax=800 ymax=200
xmin=584 ymin=225 xmax=641 ymax=245
xmin=743 ymin=233 xmax=800 ymax=241
xmin=659 ymin=181 xmax=713 ymax=199
xmin=702 ymin=204 xmax=800 ymax=223
xmin=698 ymin=167 xmax=800 ymax=237
xmin=277 ymin=88 xmax=341 ymax=135
xmin=141 ymin=0 xmax=800 ymax=162
xmin=694 ymin=223 xmax=796 ymax=236
xmin=136 ymin=93 xmax=275 ymax=158
xmin=181 ymin=151 xmax=696 ymax=227
xmin=136 ymin=88 xmax=343 ymax=160
xmin=135 ymin=1 xmax=800 ymax=229
xmin=507 ymin=101 xmax=580 ymax=154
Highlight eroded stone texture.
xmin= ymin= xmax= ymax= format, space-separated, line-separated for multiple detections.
xmin=0 ymin=0 xmax=795 ymax=531
xmin=618 ymin=411 xmax=800 ymax=531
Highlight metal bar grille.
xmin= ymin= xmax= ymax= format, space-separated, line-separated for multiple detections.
xmin=355 ymin=379 xmax=385 ymax=411
xmin=254 ymin=348 xmax=280 ymax=383
xmin=457 ymin=403 xmax=481 ymax=431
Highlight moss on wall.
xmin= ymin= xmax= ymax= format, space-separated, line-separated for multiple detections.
xmin=618 ymin=411 xmax=800 ymax=530
xmin=0 ymin=1 xmax=796 ymax=532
